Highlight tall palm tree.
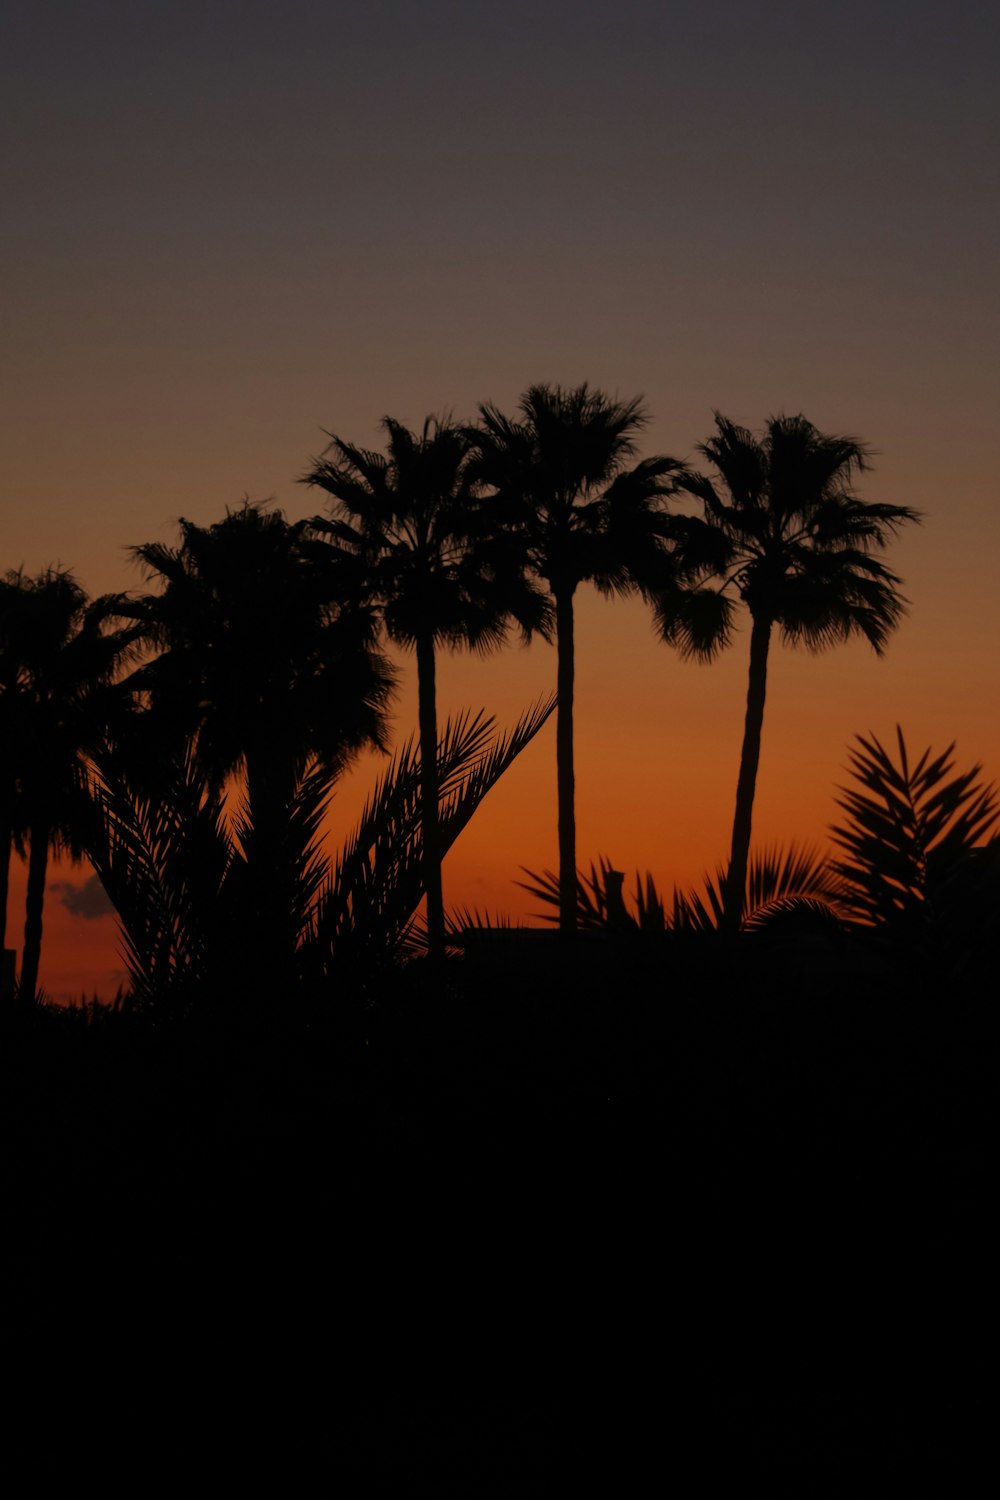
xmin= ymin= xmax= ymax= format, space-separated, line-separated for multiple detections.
xmin=0 ymin=568 xmax=136 ymax=1001
xmin=301 ymin=415 xmax=545 ymax=960
xmin=469 ymin=383 xmax=685 ymax=933
xmin=664 ymin=413 xmax=920 ymax=931
xmin=128 ymin=502 xmax=395 ymax=992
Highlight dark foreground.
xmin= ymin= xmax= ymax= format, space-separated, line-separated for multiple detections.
xmin=3 ymin=932 xmax=993 ymax=1490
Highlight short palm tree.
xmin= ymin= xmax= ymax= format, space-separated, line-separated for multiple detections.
xmin=469 ymin=383 xmax=685 ymax=933
xmin=830 ymin=727 xmax=999 ymax=941
xmin=664 ymin=413 xmax=920 ymax=931
xmin=301 ymin=415 xmax=545 ymax=960
xmin=128 ymin=502 xmax=395 ymax=991
xmin=0 ymin=567 xmax=136 ymax=1001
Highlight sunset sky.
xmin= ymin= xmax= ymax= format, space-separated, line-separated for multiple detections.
xmin=3 ymin=0 xmax=998 ymax=999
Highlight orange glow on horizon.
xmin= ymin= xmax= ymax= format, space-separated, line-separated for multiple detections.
xmin=11 ymin=575 xmax=998 ymax=1003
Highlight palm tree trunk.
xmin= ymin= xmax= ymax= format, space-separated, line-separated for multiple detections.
xmin=19 ymin=821 xmax=49 ymax=1002
xmin=0 ymin=806 xmax=13 ymax=1003
xmin=0 ymin=806 xmax=11 ymax=955
xmin=724 ymin=612 xmax=772 ymax=932
xmin=416 ymin=632 xmax=445 ymax=961
xmin=555 ymin=586 xmax=577 ymax=935
xmin=244 ymin=745 xmax=297 ymax=1000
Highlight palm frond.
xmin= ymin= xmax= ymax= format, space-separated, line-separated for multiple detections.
xmin=633 ymin=869 xmax=667 ymax=932
xmin=516 ymin=860 xmax=606 ymax=929
xmin=83 ymin=742 xmax=238 ymax=1007
xmin=402 ymin=904 xmax=521 ymax=958
xmin=830 ymin=727 xmax=999 ymax=932
xmin=670 ymin=870 xmax=726 ymax=931
xmin=437 ymin=697 xmax=555 ymax=850
xmin=673 ymin=843 xmax=843 ymax=932
xmin=446 ymin=905 xmax=519 ymax=934
xmin=309 ymin=697 xmax=555 ymax=969
xmin=518 ymin=855 xmax=667 ymax=932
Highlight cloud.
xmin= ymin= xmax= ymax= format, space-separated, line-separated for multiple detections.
xmin=52 ymin=875 xmax=115 ymax=920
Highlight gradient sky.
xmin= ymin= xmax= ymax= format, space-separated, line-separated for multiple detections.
xmin=3 ymin=0 xmax=998 ymax=998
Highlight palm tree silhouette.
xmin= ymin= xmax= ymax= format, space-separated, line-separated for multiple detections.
xmin=301 ymin=416 xmax=545 ymax=961
xmin=0 ymin=598 xmax=23 ymax=970
xmin=128 ymin=502 xmax=395 ymax=991
xmin=0 ymin=568 xmax=136 ymax=1001
xmin=830 ymin=726 xmax=999 ymax=941
xmin=469 ymin=384 xmax=684 ymax=933
xmin=666 ymin=413 xmax=920 ymax=931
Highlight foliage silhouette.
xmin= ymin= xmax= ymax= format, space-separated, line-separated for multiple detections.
xmin=669 ymin=842 xmax=845 ymax=933
xmin=302 ymin=416 xmax=545 ymax=961
xmin=83 ymin=701 xmax=552 ymax=1010
xmin=310 ymin=698 xmax=554 ymax=971
xmin=469 ymin=384 xmax=684 ymax=934
xmin=830 ymin=727 xmax=999 ymax=960
xmin=0 ymin=568 xmax=138 ymax=1001
xmin=126 ymin=502 xmax=395 ymax=992
xmin=517 ymin=856 xmax=664 ymax=932
xmin=664 ymin=413 xmax=919 ymax=931
xmin=84 ymin=741 xmax=241 ymax=1010
xmin=519 ymin=843 xmax=842 ymax=934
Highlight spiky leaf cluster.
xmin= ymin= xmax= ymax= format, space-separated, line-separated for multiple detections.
xmin=312 ymin=699 xmax=554 ymax=969
xmin=830 ymin=727 xmax=999 ymax=935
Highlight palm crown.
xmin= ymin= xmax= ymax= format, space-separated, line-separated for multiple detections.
xmin=666 ymin=413 xmax=918 ymax=657
xmin=303 ymin=416 xmax=545 ymax=652
xmin=0 ymin=567 xmax=137 ymax=999
xmin=126 ymin=503 xmax=395 ymax=991
xmin=129 ymin=503 xmax=393 ymax=790
xmin=472 ymin=384 xmax=684 ymax=598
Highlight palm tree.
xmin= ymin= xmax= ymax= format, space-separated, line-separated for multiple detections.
xmin=301 ymin=415 xmax=545 ymax=960
xmin=830 ymin=727 xmax=998 ymax=945
xmin=0 ymin=568 xmax=136 ymax=1001
xmin=664 ymin=413 xmax=920 ymax=931
xmin=128 ymin=502 xmax=395 ymax=993
xmin=469 ymin=383 xmax=685 ymax=933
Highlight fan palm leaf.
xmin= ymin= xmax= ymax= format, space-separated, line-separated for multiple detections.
xmin=671 ymin=843 xmax=845 ymax=933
